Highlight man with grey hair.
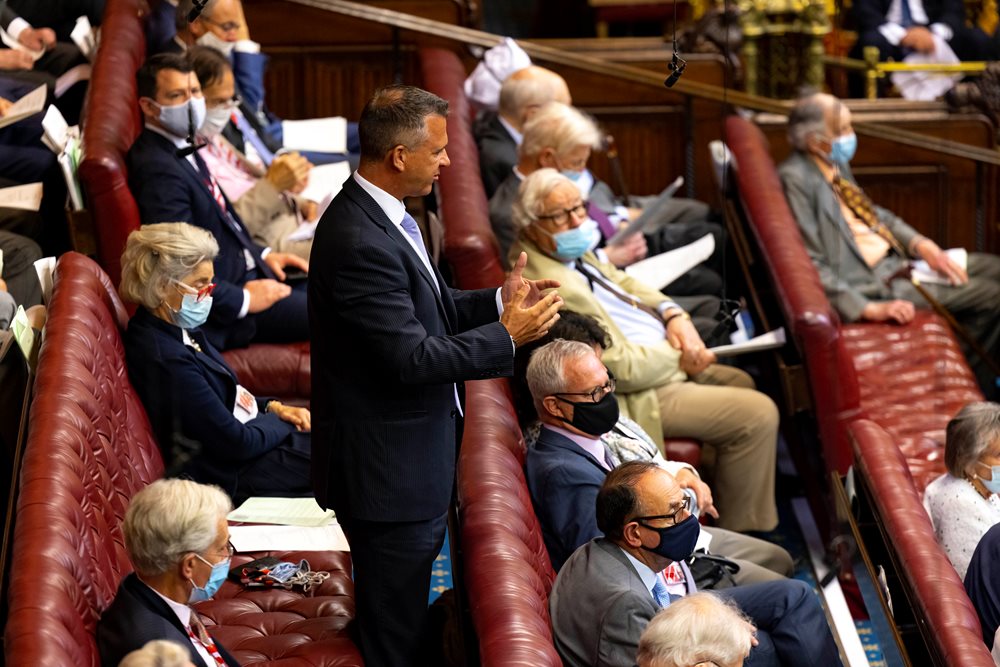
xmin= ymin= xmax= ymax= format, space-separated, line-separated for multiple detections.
xmin=97 ymin=479 xmax=238 ymax=667
xmin=780 ymin=91 xmax=1000 ymax=398
xmin=310 ymin=84 xmax=562 ymax=666
xmin=514 ymin=168 xmax=779 ymax=534
xmin=476 ymin=65 xmax=572 ymax=198
xmin=635 ymin=592 xmax=754 ymax=667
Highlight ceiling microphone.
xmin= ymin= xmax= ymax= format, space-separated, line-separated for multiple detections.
xmin=664 ymin=51 xmax=687 ymax=88
xmin=187 ymin=0 xmax=209 ymax=23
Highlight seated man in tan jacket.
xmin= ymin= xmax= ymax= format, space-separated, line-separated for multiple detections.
xmin=510 ymin=168 xmax=779 ymax=533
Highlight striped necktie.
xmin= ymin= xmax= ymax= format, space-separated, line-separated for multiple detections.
xmin=651 ymin=578 xmax=671 ymax=608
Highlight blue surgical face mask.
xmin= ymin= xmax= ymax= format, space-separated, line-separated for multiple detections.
xmin=829 ymin=132 xmax=857 ymax=164
xmin=538 ymin=218 xmax=600 ymax=262
xmin=171 ymin=293 xmax=213 ymax=330
xmin=978 ymin=461 xmax=1000 ymax=495
xmin=189 ymin=554 xmax=231 ymax=603
xmin=157 ymin=96 xmax=207 ymax=139
xmin=561 ymin=169 xmax=584 ymax=182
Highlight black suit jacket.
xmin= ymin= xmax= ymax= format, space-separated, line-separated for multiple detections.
xmin=127 ymin=128 xmax=275 ymax=349
xmin=474 ymin=111 xmax=518 ymax=199
xmin=308 ymin=175 xmax=514 ymax=521
xmin=97 ymin=573 xmax=240 ymax=667
xmin=853 ymin=0 xmax=966 ymax=33
xmin=124 ymin=308 xmax=295 ymax=497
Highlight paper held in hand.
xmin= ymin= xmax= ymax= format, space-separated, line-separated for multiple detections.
xmin=606 ymin=176 xmax=684 ymax=246
xmin=0 ymin=183 xmax=43 ymax=211
xmin=281 ymin=117 xmax=348 ymax=154
xmin=911 ymin=248 xmax=967 ymax=285
xmin=228 ymin=496 xmax=336 ymax=527
xmin=623 ymin=233 xmax=715 ymax=289
xmin=0 ymin=85 xmax=46 ymax=130
xmin=708 ymin=327 xmax=786 ymax=358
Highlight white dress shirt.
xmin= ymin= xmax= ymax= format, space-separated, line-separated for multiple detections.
xmin=143 ymin=581 xmax=217 ymax=666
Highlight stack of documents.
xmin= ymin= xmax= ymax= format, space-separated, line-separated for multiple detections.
xmin=227 ymin=496 xmax=350 ymax=552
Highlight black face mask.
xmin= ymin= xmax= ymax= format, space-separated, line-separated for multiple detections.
xmin=555 ymin=391 xmax=620 ymax=437
xmin=639 ymin=513 xmax=700 ymax=562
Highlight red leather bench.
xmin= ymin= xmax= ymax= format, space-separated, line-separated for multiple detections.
xmin=78 ymin=0 xmax=310 ymax=403
xmin=458 ymin=379 xmax=563 ymax=666
xmin=4 ymin=252 xmax=361 ymax=666
xmin=725 ymin=114 xmax=991 ymax=664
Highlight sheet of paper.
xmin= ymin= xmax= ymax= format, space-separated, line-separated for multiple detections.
xmin=281 ymin=116 xmax=348 ymax=154
xmin=623 ymin=233 xmax=715 ymax=289
xmin=229 ymin=523 xmax=350 ymax=552
xmin=0 ymin=84 xmax=47 ymax=130
xmin=286 ymin=220 xmax=319 ymax=243
xmin=228 ymin=496 xmax=335 ymax=527
xmin=33 ymin=256 xmax=56 ymax=305
xmin=11 ymin=306 xmax=34 ymax=362
xmin=911 ymin=247 xmax=967 ymax=285
xmin=0 ymin=29 xmax=45 ymax=61
xmin=70 ymin=16 xmax=97 ymax=60
xmin=709 ymin=327 xmax=786 ymax=358
xmin=606 ymin=176 xmax=683 ymax=246
xmin=55 ymin=63 xmax=91 ymax=98
xmin=0 ymin=183 xmax=43 ymax=211
xmin=41 ymin=105 xmax=70 ymax=154
xmin=0 ymin=248 xmax=4 ymax=278
xmin=299 ymin=160 xmax=352 ymax=204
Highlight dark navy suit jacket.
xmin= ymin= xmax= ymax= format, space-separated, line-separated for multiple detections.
xmin=97 ymin=573 xmax=240 ymax=667
xmin=853 ymin=0 xmax=965 ymax=33
xmin=309 ymin=175 xmax=513 ymax=522
xmin=525 ymin=425 xmax=608 ymax=571
xmin=125 ymin=308 xmax=296 ymax=497
xmin=474 ymin=111 xmax=518 ymax=199
xmin=127 ymin=128 xmax=275 ymax=349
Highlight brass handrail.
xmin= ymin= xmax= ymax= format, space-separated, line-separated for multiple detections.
xmin=285 ymin=0 xmax=1000 ymax=165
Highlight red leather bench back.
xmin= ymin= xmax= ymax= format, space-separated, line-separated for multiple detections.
xmin=725 ymin=115 xmax=863 ymax=473
xmin=5 ymin=252 xmax=163 ymax=666
xmin=79 ymin=0 xmax=149 ymax=287
xmin=458 ymin=379 xmax=562 ymax=667
xmin=419 ymin=47 xmax=507 ymax=291
xmin=850 ymin=419 xmax=995 ymax=666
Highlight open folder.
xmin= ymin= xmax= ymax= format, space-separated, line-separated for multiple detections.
xmin=606 ymin=176 xmax=684 ymax=246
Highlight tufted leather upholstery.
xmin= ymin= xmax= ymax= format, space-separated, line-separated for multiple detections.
xmin=724 ymin=115 xmax=981 ymax=478
xmin=78 ymin=0 xmax=311 ymax=402
xmin=458 ymin=379 xmax=563 ymax=667
xmin=850 ymin=420 xmax=994 ymax=666
xmin=4 ymin=252 xmax=361 ymax=666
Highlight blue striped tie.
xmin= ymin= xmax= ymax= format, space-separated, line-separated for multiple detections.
xmin=651 ymin=578 xmax=671 ymax=608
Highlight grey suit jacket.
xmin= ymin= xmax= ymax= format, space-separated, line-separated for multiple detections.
xmin=778 ymin=151 xmax=923 ymax=322
xmin=550 ymin=538 xmax=661 ymax=667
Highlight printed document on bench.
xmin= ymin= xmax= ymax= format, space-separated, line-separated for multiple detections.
xmin=912 ymin=248 xmax=967 ymax=285
xmin=228 ymin=496 xmax=335 ymax=527
xmin=623 ymin=233 xmax=714 ymax=289
xmin=709 ymin=327 xmax=786 ymax=358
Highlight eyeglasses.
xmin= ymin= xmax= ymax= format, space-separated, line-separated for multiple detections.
xmin=553 ymin=369 xmax=615 ymax=404
xmin=536 ymin=200 xmax=588 ymax=227
xmin=201 ymin=16 xmax=241 ymax=33
xmin=174 ymin=279 xmax=216 ymax=303
xmin=209 ymin=93 xmax=242 ymax=111
xmin=631 ymin=495 xmax=694 ymax=527
xmin=195 ymin=540 xmax=236 ymax=565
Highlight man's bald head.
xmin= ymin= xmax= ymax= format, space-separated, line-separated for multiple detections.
xmin=499 ymin=66 xmax=572 ymax=130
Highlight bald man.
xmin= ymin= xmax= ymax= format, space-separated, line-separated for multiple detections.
xmin=475 ymin=65 xmax=572 ymax=197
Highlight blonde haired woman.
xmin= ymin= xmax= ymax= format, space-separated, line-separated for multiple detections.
xmin=120 ymin=223 xmax=311 ymax=502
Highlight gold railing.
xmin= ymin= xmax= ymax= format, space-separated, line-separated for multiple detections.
xmin=824 ymin=46 xmax=988 ymax=99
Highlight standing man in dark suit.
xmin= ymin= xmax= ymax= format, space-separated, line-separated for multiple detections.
xmin=129 ymin=53 xmax=308 ymax=351
xmin=309 ymin=84 xmax=563 ymax=666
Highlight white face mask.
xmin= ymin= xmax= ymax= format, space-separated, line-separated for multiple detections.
xmin=201 ymin=105 xmax=232 ymax=139
xmin=197 ymin=30 xmax=237 ymax=57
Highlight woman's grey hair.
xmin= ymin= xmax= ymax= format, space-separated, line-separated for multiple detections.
xmin=636 ymin=592 xmax=754 ymax=667
xmin=526 ymin=339 xmax=595 ymax=409
xmin=519 ymin=101 xmax=601 ymax=161
xmin=787 ymin=92 xmax=838 ymax=151
xmin=119 ymin=639 xmax=194 ymax=667
xmin=123 ymin=478 xmax=232 ymax=576
xmin=511 ymin=168 xmax=579 ymax=231
xmin=119 ymin=223 xmax=219 ymax=311
xmin=945 ymin=401 xmax=1000 ymax=477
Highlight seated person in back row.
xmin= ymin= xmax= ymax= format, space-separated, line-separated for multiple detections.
xmin=780 ymin=92 xmax=1000 ymax=398
xmin=523 ymin=336 xmax=793 ymax=580
xmin=512 ymin=168 xmax=779 ymax=533
xmin=189 ymin=45 xmax=316 ymax=260
xmin=128 ymin=53 xmax=308 ymax=351
xmin=120 ymin=223 xmax=311 ymax=503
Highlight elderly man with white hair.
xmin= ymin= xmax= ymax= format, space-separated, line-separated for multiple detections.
xmin=97 ymin=479 xmax=240 ymax=667
xmin=512 ymin=168 xmax=779 ymax=533
xmin=635 ymin=592 xmax=755 ymax=667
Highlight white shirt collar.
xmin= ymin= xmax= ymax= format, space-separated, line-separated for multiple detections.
xmin=620 ymin=547 xmax=659 ymax=597
xmin=513 ymin=166 xmax=526 ymax=181
xmin=353 ymin=170 xmax=406 ymax=225
xmin=142 ymin=579 xmax=192 ymax=627
xmin=498 ymin=114 xmax=523 ymax=146
xmin=146 ymin=122 xmax=192 ymax=150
